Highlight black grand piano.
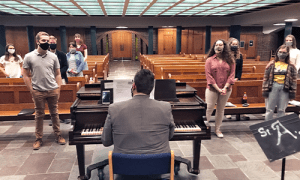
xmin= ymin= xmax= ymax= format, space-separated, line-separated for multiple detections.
xmin=69 ymin=82 xmax=210 ymax=179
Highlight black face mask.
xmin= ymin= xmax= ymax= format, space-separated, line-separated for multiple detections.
xmin=49 ymin=44 xmax=57 ymax=50
xmin=39 ymin=42 xmax=49 ymax=50
xmin=278 ymin=52 xmax=288 ymax=60
xmin=231 ymin=46 xmax=238 ymax=51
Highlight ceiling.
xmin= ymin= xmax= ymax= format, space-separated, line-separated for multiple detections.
xmin=0 ymin=0 xmax=294 ymax=17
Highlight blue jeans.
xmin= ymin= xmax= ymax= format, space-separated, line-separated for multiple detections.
xmin=265 ymin=82 xmax=289 ymax=121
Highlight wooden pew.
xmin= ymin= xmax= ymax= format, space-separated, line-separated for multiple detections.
xmin=187 ymin=80 xmax=300 ymax=120
xmin=0 ymin=78 xmax=25 ymax=85
xmin=86 ymin=54 xmax=110 ymax=79
xmin=67 ymin=76 xmax=86 ymax=87
xmin=158 ymin=65 xmax=256 ymax=79
xmin=0 ymin=84 xmax=80 ymax=121
xmin=168 ymin=73 xmax=264 ymax=82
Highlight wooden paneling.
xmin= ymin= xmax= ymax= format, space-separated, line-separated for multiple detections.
xmin=111 ymin=31 xmax=132 ymax=59
xmin=181 ymin=29 xmax=204 ymax=54
xmin=158 ymin=28 xmax=176 ymax=54
xmin=181 ymin=30 xmax=188 ymax=54
xmin=240 ymin=34 xmax=257 ymax=58
xmin=211 ymin=27 xmax=229 ymax=47
xmin=6 ymin=27 xmax=29 ymax=58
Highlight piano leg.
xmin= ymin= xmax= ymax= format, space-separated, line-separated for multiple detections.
xmin=191 ymin=139 xmax=201 ymax=175
xmin=76 ymin=145 xmax=86 ymax=179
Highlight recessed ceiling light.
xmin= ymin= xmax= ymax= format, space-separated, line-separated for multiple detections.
xmin=116 ymin=26 xmax=128 ymax=28
xmin=284 ymin=19 xmax=298 ymax=22
xmin=273 ymin=23 xmax=285 ymax=26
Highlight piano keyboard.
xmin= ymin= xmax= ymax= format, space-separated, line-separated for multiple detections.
xmin=80 ymin=121 xmax=201 ymax=136
xmin=175 ymin=121 xmax=201 ymax=132
xmin=81 ymin=124 xmax=103 ymax=136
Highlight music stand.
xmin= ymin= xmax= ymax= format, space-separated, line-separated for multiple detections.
xmin=154 ymin=79 xmax=179 ymax=102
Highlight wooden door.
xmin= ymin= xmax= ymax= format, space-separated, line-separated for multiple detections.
xmin=193 ymin=31 xmax=203 ymax=54
xmin=112 ymin=31 xmax=132 ymax=59
xmin=181 ymin=29 xmax=204 ymax=54
xmin=240 ymin=34 xmax=257 ymax=59
xmin=158 ymin=28 xmax=176 ymax=54
xmin=163 ymin=34 xmax=175 ymax=54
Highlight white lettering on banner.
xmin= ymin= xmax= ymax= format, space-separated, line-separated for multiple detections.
xmin=257 ymin=120 xmax=299 ymax=146
xmin=271 ymin=120 xmax=297 ymax=146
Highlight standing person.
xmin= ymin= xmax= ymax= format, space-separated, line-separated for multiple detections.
xmin=74 ymin=33 xmax=88 ymax=70
xmin=205 ymin=39 xmax=235 ymax=138
xmin=49 ymin=35 xmax=69 ymax=125
xmin=285 ymin=34 xmax=300 ymax=73
xmin=66 ymin=42 xmax=85 ymax=77
xmin=22 ymin=31 xmax=66 ymax=150
xmin=0 ymin=44 xmax=23 ymax=78
xmin=49 ymin=35 xmax=68 ymax=84
xmin=263 ymin=45 xmax=297 ymax=121
xmin=226 ymin=38 xmax=250 ymax=120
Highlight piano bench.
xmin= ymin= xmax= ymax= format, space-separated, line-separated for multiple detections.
xmin=84 ymin=155 xmax=192 ymax=180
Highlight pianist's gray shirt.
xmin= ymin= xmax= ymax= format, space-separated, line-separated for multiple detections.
xmin=102 ymin=94 xmax=175 ymax=154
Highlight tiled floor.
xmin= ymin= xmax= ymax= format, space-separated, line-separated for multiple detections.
xmin=1 ymin=60 xmax=300 ymax=180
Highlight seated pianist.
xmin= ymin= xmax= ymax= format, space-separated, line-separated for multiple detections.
xmin=101 ymin=69 xmax=175 ymax=179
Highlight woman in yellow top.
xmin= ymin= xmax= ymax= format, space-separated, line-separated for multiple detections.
xmin=262 ymin=45 xmax=297 ymax=121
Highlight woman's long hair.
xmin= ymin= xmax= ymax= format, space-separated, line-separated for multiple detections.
xmin=4 ymin=44 xmax=19 ymax=62
xmin=274 ymin=44 xmax=290 ymax=64
xmin=207 ymin=39 xmax=234 ymax=66
xmin=285 ymin=34 xmax=297 ymax=49
xmin=74 ymin=33 xmax=83 ymax=45
xmin=228 ymin=37 xmax=241 ymax=60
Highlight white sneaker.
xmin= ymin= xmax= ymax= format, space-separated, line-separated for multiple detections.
xmin=215 ymin=131 xmax=224 ymax=138
xmin=225 ymin=115 xmax=232 ymax=119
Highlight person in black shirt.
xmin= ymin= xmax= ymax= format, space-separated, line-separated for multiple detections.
xmin=226 ymin=37 xmax=250 ymax=120
xmin=49 ymin=35 xmax=69 ymax=125
xmin=49 ymin=35 xmax=68 ymax=84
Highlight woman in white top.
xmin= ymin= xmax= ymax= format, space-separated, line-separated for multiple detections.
xmin=285 ymin=35 xmax=300 ymax=73
xmin=0 ymin=44 xmax=23 ymax=78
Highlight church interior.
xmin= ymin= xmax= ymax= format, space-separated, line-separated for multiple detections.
xmin=0 ymin=0 xmax=300 ymax=179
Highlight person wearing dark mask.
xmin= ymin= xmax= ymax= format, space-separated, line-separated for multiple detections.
xmin=22 ymin=31 xmax=66 ymax=150
xmin=262 ymin=45 xmax=297 ymax=121
xmin=0 ymin=44 xmax=23 ymax=78
xmin=66 ymin=42 xmax=85 ymax=77
xmin=226 ymin=38 xmax=250 ymax=120
xmin=205 ymin=39 xmax=235 ymax=138
xmin=284 ymin=35 xmax=300 ymax=73
xmin=48 ymin=35 xmax=69 ymax=125
xmin=49 ymin=35 xmax=68 ymax=84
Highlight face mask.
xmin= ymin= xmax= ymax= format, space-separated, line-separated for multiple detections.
xmin=39 ymin=42 xmax=49 ymax=50
xmin=49 ymin=44 xmax=57 ymax=50
xmin=75 ymin=39 xmax=81 ymax=42
xmin=230 ymin=46 xmax=238 ymax=51
xmin=278 ymin=52 xmax=288 ymax=60
xmin=69 ymin=48 xmax=76 ymax=54
xmin=8 ymin=49 xmax=15 ymax=54
xmin=214 ymin=47 xmax=223 ymax=53
xmin=286 ymin=42 xmax=292 ymax=47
